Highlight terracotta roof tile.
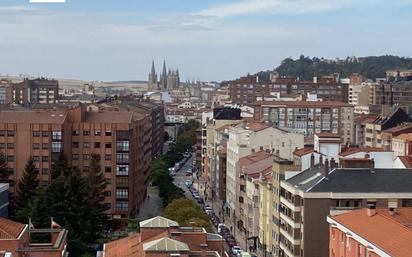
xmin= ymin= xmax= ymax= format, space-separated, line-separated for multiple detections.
xmin=293 ymin=147 xmax=314 ymax=157
xmin=0 ymin=111 xmax=67 ymax=124
xmin=398 ymin=156 xmax=412 ymax=168
xmin=0 ymin=218 xmax=26 ymax=240
xmin=339 ymin=147 xmax=388 ymax=157
xmin=394 ymin=133 xmax=412 ymax=141
xmin=331 ymin=208 xmax=412 ymax=257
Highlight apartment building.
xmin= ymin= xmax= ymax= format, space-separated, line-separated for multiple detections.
xmin=380 ymin=123 xmax=412 ymax=151
xmin=225 ymin=122 xmax=303 ymax=239
xmin=348 ymin=82 xmax=375 ymax=109
xmin=374 ymin=80 xmax=412 ymax=108
xmin=391 ymin=133 xmax=412 ymax=157
xmin=0 ymin=184 xmax=8 ymax=218
xmin=254 ymin=100 xmax=354 ymax=144
xmin=102 ymin=216 xmax=228 ymax=257
xmin=279 ymin=163 xmax=412 ymax=257
xmin=0 ymin=80 xmax=12 ymax=105
xmin=0 ymin=105 xmax=151 ymax=218
xmin=353 ymin=114 xmax=379 ymax=146
xmin=12 ymin=78 xmax=59 ymax=105
xmin=0 ymin=218 xmax=68 ymax=257
xmin=228 ymin=76 xmax=348 ymax=104
xmin=364 ymin=108 xmax=411 ymax=148
xmin=328 ymin=208 xmax=412 ymax=257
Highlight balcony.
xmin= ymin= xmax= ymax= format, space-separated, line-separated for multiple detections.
xmin=280 ymin=196 xmax=301 ymax=212
xmin=280 ymin=212 xmax=300 ymax=228
xmin=279 ymin=240 xmax=297 ymax=257
xmin=279 ymin=226 xmax=300 ymax=245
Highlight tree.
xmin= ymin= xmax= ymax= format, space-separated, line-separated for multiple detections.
xmin=164 ymin=198 xmax=212 ymax=231
xmin=50 ymin=154 xmax=69 ymax=179
xmin=84 ymin=154 xmax=109 ymax=239
xmin=0 ymin=153 xmax=12 ymax=183
xmin=15 ymin=158 xmax=39 ymax=222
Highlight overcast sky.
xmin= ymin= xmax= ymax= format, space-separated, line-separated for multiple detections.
xmin=0 ymin=0 xmax=411 ymax=82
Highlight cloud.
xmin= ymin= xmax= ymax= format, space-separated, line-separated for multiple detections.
xmin=196 ymin=0 xmax=358 ymax=18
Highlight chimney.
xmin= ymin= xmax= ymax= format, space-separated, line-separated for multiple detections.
xmin=367 ymin=204 xmax=376 ymax=217
xmin=324 ymin=158 xmax=329 ymax=177
xmin=388 ymin=207 xmax=396 ymax=216
xmin=330 ymin=157 xmax=337 ymax=170
xmin=370 ymin=158 xmax=375 ymax=173
xmin=310 ymin=154 xmax=315 ymax=168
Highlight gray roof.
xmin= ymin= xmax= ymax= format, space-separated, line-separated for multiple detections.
xmin=143 ymin=237 xmax=189 ymax=252
xmin=286 ymin=167 xmax=412 ymax=193
xmin=139 ymin=216 xmax=179 ymax=228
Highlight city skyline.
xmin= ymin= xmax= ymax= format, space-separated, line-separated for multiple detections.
xmin=0 ymin=0 xmax=411 ymax=81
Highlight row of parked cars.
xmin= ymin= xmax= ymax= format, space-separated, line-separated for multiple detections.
xmin=189 ymin=186 xmax=204 ymax=204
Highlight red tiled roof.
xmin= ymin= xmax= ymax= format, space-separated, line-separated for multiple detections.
xmin=354 ymin=114 xmax=379 ymax=124
xmin=398 ymin=156 xmax=412 ymax=168
xmin=339 ymin=147 xmax=388 ymax=157
xmin=245 ymin=122 xmax=269 ymax=132
xmin=315 ymin=132 xmax=340 ymax=138
xmin=331 ymin=208 xmax=412 ymax=257
xmin=0 ymin=218 xmax=26 ymax=240
xmin=293 ymin=147 xmax=314 ymax=157
xmin=238 ymin=150 xmax=272 ymax=166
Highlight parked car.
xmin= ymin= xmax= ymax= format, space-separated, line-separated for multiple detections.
xmin=231 ymin=246 xmax=242 ymax=255
xmin=197 ymin=197 xmax=204 ymax=204
xmin=185 ymin=180 xmax=192 ymax=187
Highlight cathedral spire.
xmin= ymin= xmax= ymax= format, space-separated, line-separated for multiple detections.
xmin=150 ymin=60 xmax=156 ymax=75
xmin=162 ymin=60 xmax=167 ymax=77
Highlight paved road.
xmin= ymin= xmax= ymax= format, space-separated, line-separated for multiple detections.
xmin=137 ymin=185 xmax=163 ymax=220
xmin=173 ymin=154 xmax=197 ymax=200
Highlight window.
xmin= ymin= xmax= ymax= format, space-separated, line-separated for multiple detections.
xmin=83 ymin=166 xmax=89 ymax=172
xmin=115 ymin=201 xmax=128 ymax=211
xmin=72 ymin=130 xmax=79 ymax=136
xmin=105 ymin=131 xmax=112 ymax=136
xmin=83 ymin=142 xmax=90 ymax=148
xmin=32 ymin=131 xmax=41 ymax=137
xmin=116 ymin=141 xmax=129 ymax=152
xmin=104 ymin=191 xmax=111 ymax=197
xmin=83 ymin=154 xmax=89 ymax=160
xmin=83 ymin=130 xmax=90 ymax=136
xmin=94 ymin=130 xmax=101 ymax=136
xmin=7 ymin=155 xmax=14 ymax=162
xmin=0 ymin=143 xmax=4 ymax=149
xmin=52 ymin=142 xmax=62 ymax=152
xmin=116 ymin=153 xmax=129 ymax=164
xmin=116 ymin=189 xmax=128 ymax=199
xmin=94 ymin=142 xmax=101 ymax=148
xmin=7 ymin=131 xmax=15 ymax=137
xmin=105 ymin=166 xmax=112 ymax=173
xmin=42 ymin=143 xmax=48 ymax=149
xmin=7 ymin=143 xmax=14 ymax=149
xmin=42 ymin=168 xmax=49 ymax=175
xmin=42 ymin=156 xmax=49 ymax=162
xmin=33 ymin=143 xmax=40 ymax=149
xmin=116 ymin=165 xmax=129 ymax=175
xmin=0 ymin=131 xmax=5 ymax=136
xmin=33 ymin=156 xmax=40 ymax=162
xmin=73 ymin=142 xmax=79 ymax=148
xmin=52 ymin=131 xmax=62 ymax=140
xmin=105 ymin=143 xmax=112 ymax=148
xmin=105 ymin=154 xmax=112 ymax=161
xmin=72 ymin=154 xmax=79 ymax=160
xmin=42 ymin=131 xmax=49 ymax=137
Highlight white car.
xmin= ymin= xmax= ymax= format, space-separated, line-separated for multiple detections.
xmin=185 ymin=180 xmax=192 ymax=187
xmin=231 ymin=246 xmax=242 ymax=255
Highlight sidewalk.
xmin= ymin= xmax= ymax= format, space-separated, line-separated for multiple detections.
xmin=137 ymin=185 xmax=163 ymax=220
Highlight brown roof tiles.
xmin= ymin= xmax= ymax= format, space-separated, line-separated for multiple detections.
xmin=0 ymin=218 xmax=26 ymax=240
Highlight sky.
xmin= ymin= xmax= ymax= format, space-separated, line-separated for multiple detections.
xmin=0 ymin=0 xmax=411 ymax=82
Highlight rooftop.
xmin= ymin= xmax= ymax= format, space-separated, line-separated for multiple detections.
xmin=0 ymin=111 xmax=67 ymax=124
xmin=394 ymin=133 xmax=412 ymax=141
xmin=339 ymin=147 xmax=388 ymax=157
xmin=255 ymin=100 xmax=352 ymax=108
xmin=330 ymin=208 xmax=412 ymax=257
xmin=293 ymin=147 xmax=314 ymax=157
xmin=139 ymin=216 xmax=179 ymax=228
xmin=143 ymin=237 xmax=189 ymax=252
xmin=398 ymin=156 xmax=412 ymax=168
xmin=0 ymin=218 xmax=26 ymax=240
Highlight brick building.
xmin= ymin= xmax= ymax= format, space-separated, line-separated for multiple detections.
xmin=327 ymin=208 xmax=412 ymax=257
xmin=12 ymin=78 xmax=59 ymax=105
xmin=254 ymin=100 xmax=354 ymax=144
xmin=0 ymin=218 xmax=68 ymax=257
xmin=102 ymin=216 xmax=228 ymax=257
xmin=0 ymin=105 xmax=151 ymax=218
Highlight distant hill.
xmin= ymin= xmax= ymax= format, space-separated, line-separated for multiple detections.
xmin=263 ymin=55 xmax=412 ymax=81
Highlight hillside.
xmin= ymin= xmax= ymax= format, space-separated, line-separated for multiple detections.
xmin=267 ymin=55 xmax=412 ymax=81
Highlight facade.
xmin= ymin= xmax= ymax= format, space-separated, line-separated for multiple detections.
xmin=380 ymin=123 xmax=412 ymax=151
xmin=152 ymin=60 xmax=180 ymax=91
xmin=364 ymin=108 xmax=411 ymax=148
xmin=0 ymin=218 xmax=68 ymax=257
xmin=148 ymin=60 xmax=159 ymax=91
xmin=0 ymin=184 xmax=9 ymax=218
xmin=102 ymin=216 xmax=228 ymax=257
xmin=228 ymin=75 xmax=348 ymax=104
xmin=254 ymin=101 xmax=354 ymax=144
xmin=0 ymin=105 xmax=151 ymax=218
xmin=279 ymin=164 xmax=412 ymax=257
xmin=328 ymin=208 xmax=412 ymax=257
xmin=12 ymin=78 xmax=59 ymax=105
xmin=374 ymin=81 xmax=412 ymax=108
xmin=391 ymin=133 xmax=412 ymax=157
xmin=348 ymin=82 xmax=374 ymax=110
xmin=0 ymin=80 xmax=12 ymax=104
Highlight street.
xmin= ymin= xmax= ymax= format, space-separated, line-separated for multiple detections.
xmin=172 ymin=154 xmax=197 ymax=200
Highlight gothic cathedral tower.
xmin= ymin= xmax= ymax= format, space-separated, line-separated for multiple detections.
xmin=148 ymin=60 xmax=159 ymax=90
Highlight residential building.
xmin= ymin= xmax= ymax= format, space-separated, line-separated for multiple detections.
xmin=364 ymin=108 xmax=411 ymax=148
xmin=228 ymin=75 xmax=348 ymax=104
xmin=0 ymin=184 xmax=9 ymax=218
xmin=12 ymin=78 xmax=59 ymax=105
xmin=0 ymin=80 xmax=12 ymax=104
xmin=380 ymin=122 xmax=412 ymax=151
xmin=327 ymin=208 xmax=412 ymax=257
xmin=0 ymin=218 xmax=68 ymax=257
xmin=374 ymin=80 xmax=412 ymax=109
xmin=279 ymin=163 xmax=412 ymax=257
xmin=348 ymin=82 xmax=375 ymax=113
xmin=102 ymin=216 xmax=228 ymax=257
xmin=225 ymin=122 xmax=303 ymax=235
xmin=254 ymin=100 xmax=354 ymax=144
xmin=391 ymin=133 xmax=412 ymax=157
xmin=353 ymin=114 xmax=379 ymax=146
xmin=0 ymin=105 xmax=151 ymax=218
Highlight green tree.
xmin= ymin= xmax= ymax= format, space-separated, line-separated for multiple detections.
xmin=15 ymin=158 xmax=39 ymax=222
xmin=164 ymin=198 xmax=212 ymax=231
xmin=0 ymin=153 xmax=12 ymax=183
xmin=50 ymin=154 xmax=69 ymax=179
